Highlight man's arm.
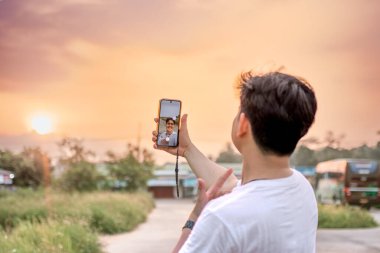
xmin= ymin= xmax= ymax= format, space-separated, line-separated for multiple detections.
xmin=153 ymin=114 xmax=238 ymax=190
xmin=184 ymin=142 xmax=237 ymax=190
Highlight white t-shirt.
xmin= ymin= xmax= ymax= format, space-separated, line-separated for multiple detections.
xmin=180 ymin=169 xmax=318 ymax=253
xmin=158 ymin=131 xmax=178 ymax=146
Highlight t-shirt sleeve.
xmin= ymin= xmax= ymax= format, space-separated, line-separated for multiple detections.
xmin=179 ymin=212 xmax=237 ymax=253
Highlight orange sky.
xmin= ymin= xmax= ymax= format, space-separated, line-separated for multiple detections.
xmin=1 ymin=0 xmax=380 ymax=164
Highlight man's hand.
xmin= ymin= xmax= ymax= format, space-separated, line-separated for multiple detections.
xmin=190 ymin=168 xmax=234 ymax=221
xmin=152 ymin=114 xmax=192 ymax=157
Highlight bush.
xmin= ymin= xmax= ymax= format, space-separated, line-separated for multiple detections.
xmin=0 ymin=220 xmax=101 ymax=253
xmin=318 ymin=204 xmax=378 ymax=228
xmin=57 ymin=161 xmax=103 ymax=192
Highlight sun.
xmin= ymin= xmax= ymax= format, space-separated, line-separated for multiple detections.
xmin=30 ymin=114 xmax=54 ymax=135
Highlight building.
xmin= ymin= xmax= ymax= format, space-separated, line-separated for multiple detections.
xmin=147 ymin=162 xmax=242 ymax=198
xmin=0 ymin=169 xmax=14 ymax=187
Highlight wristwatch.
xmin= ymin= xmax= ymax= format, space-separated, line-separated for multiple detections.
xmin=182 ymin=220 xmax=195 ymax=230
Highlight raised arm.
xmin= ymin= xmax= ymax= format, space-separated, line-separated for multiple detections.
xmin=152 ymin=114 xmax=238 ymax=190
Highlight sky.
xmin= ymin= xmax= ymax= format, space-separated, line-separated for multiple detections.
xmin=0 ymin=0 xmax=380 ymax=164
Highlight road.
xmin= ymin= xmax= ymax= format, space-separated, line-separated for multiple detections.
xmin=100 ymin=199 xmax=193 ymax=253
xmin=100 ymin=200 xmax=380 ymax=253
xmin=317 ymin=210 xmax=380 ymax=253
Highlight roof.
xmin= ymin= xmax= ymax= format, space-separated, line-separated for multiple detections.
xmin=157 ymin=162 xmax=242 ymax=176
xmin=0 ymin=169 xmax=13 ymax=175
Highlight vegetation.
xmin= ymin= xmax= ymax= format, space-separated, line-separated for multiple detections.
xmin=106 ymin=144 xmax=154 ymax=191
xmin=0 ymin=137 xmax=157 ymax=252
xmin=0 ymin=221 xmax=101 ymax=253
xmin=0 ymin=190 xmax=154 ymax=253
xmin=318 ymin=204 xmax=378 ymax=228
xmin=57 ymin=161 xmax=104 ymax=192
xmin=0 ymin=147 xmax=49 ymax=187
xmin=215 ymin=143 xmax=242 ymax=163
xmin=291 ymin=131 xmax=380 ymax=166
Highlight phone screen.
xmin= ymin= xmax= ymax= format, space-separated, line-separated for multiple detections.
xmin=157 ymin=99 xmax=181 ymax=147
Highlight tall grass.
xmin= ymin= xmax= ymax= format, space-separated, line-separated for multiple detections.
xmin=0 ymin=220 xmax=100 ymax=253
xmin=318 ymin=204 xmax=378 ymax=228
xmin=0 ymin=190 xmax=154 ymax=253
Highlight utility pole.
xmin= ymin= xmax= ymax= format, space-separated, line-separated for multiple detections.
xmin=137 ymin=122 xmax=142 ymax=162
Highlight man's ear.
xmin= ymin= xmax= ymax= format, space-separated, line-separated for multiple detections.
xmin=237 ymin=112 xmax=249 ymax=137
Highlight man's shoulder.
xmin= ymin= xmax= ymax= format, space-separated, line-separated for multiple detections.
xmin=202 ymin=188 xmax=254 ymax=220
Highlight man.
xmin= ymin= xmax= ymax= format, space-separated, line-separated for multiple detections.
xmin=157 ymin=118 xmax=178 ymax=146
xmin=152 ymin=71 xmax=318 ymax=253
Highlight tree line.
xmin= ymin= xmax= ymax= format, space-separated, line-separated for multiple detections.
xmin=0 ymin=137 xmax=154 ymax=192
xmin=213 ymin=131 xmax=380 ymax=166
xmin=1 ymin=131 xmax=379 ymax=191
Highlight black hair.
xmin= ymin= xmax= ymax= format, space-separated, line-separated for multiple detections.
xmin=237 ymin=71 xmax=317 ymax=156
xmin=166 ymin=118 xmax=175 ymax=124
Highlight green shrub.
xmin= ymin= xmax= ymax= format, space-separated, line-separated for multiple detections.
xmin=0 ymin=220 xmax=101 ymax=253
xmin=56 ymin=161 xmax=104 ymax=192
xmin=88 ymin=200 xmax=147 ymax=234
xmin=318 ymin=204 xmax=378 ymax=228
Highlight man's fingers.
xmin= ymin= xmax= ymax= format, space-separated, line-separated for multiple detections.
xmin=152 ymin=130 xmax=158 ymax=136
xmin=180 ymin=114 xmax=188 ymax=132
xmin=197 ymin=178 xmax=207 ymax=201
xmin=215 ymin=168 xmax=234 ymax=188
xmin=208 ymin=168 xmax=233 ymax=196
xmin=198 ymin=178 xmax=206 ymax=193
xmin=152 ymin=136 xmax=157 ymax=142
xmin=154 ymin=118 xmax=158 ymax=123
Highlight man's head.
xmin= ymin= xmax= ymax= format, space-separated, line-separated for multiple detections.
xmin=166 ymin=118 xmax=175 ymax=134
xmin=232 ymin=71 xmax=317 ymax=156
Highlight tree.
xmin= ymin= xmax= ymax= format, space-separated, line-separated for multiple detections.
xmin=0 ymin=148 xmax=49 ymax=188
xmin=106 ymin=144 xmax=154 ymax=191
xmin=215 ymin=143 xmax=242 ymax=163
xmin=291 ymin=145 xmax=318 ymax=166
xmin=56 ymin=137 xmax=101 ymax=192
xmin=324 ymin=131 xmax=346 ymax=149
xmin=21 ymin=147 xmax=51 ymax=186
xmin=58 ymin=161 xmax=102 ymax=192
xmin=57 ymin=137 xmax=95 ymax=166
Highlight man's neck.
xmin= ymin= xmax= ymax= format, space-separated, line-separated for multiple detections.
xmin=241 ymin=146 xmax=292 ymax=185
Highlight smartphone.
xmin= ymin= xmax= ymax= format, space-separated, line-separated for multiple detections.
xmin=157 ymin=99 xmax=182 ymax=147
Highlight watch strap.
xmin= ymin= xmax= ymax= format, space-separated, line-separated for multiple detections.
xmin=182 ymin=220 xmax=195 ymax=230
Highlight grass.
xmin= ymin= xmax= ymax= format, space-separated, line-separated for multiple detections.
xmin=0 ymin=189 xmax=154 ymax=253
xmin=318 ymin=204 xmax=378 ymax=228
xmin=0 ymin=220 xmax=101 ymax=253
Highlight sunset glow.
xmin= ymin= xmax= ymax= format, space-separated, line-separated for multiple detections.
xmin=0 ymin=0 xmax=380 ymax=164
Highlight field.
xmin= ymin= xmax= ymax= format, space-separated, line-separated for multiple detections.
xmin=0 ymin=189 xmax=154 ymax=253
